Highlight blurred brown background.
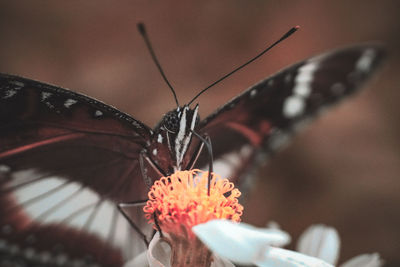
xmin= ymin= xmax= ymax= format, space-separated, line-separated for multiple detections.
xmin=0 ymin=1 xmax=399 ymax=266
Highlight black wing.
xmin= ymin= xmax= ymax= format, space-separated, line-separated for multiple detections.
xmin=0 ymin=74 xmax=153 ymax=266
xmin=197 ymin=44 xmax=386 ymax=193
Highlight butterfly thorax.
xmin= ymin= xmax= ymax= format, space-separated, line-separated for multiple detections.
xmin=149 ymin=104 xmax=200 ymax=175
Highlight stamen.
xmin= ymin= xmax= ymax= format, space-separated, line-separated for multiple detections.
xmin=143 ymin=169 xmax=243 ymax=240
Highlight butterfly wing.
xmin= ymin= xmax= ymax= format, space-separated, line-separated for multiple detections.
xmin=197 ymin=44 xmax=386 ymax=192
xmin=0 ymin=74 xmax=153 ymax=266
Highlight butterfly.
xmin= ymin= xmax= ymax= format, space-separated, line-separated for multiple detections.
xmin=0 ymin=25 xmax=385 ymax=266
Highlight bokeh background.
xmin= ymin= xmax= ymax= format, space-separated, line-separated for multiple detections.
xmin=0 ymin=1 xmax=399 ymax=266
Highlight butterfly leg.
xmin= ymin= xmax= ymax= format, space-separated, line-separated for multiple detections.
xmin=191 ymin=131 xmax=214 ymax=195
xmin=117 ymin=200 xmax=150 ymax=247
xmin=138 ymin=152 xmax=168 ymax=239
xmin=139 ymin=150 xmax=167 ymax=188
xmin=186 ymin=138 xmax=205 ymax=170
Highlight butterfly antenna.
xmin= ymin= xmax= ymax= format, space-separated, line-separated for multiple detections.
xmin=138 ymin=23 xmax=180 ymax=107
xmin=188 ymin=25 xmax=300 ymax=105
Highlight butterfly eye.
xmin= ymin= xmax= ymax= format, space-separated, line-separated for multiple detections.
xmin=163 ymin=111 xmax=180 ymax=133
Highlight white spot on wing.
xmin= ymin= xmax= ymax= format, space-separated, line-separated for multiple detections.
xmin=157 ymin=134 xmax=163 ymax=143
xmin=64 ymin=99 xmax=77 ymax=108
xmin=40 ymin=92 xmax=55 ymax=109
xmin=94 ymin=110 xmax=103 ymax=117
xmin=41 ymin=92 xmax=52 ymax=101
xmin=283 ymin=60 xmax=320 ymax=118
xmin=2 ymin=81 xmax=24 ymax=99
xmin=10 ymin=81 xmax=24 ymax=88
xmin=0 ymin=165 xmax=10 ymax=173
xmin=283 ymin=96 xmax=305 ymax=118
xmin=356 ymin=48 xmax=376 ymax=72
xmin=250 ymin=89 xmax=257 ymax=98
xmin=293 ymin=61 xmax=318 ymax=97
xmin=3 ymin=90 xmax=18 ymax=99
xmin=152 ymin=149 xmax=157 ymax=156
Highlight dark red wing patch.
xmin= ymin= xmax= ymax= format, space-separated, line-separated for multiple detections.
xmin=0 ymin=74 xmax=154 ymax=265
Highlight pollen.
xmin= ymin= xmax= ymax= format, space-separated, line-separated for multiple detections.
xmin=143 ymin=169 xmax=243 ymax=240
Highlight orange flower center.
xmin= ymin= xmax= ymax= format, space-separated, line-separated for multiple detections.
xmin=143 ymin=169 xmax=243 ymax=240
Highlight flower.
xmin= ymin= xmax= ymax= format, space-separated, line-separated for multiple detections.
xmin=140 ymin=169 xmax=243 ymax=267
xmin=125 ymin=231 xmax=235 ymax=267
xmin=296 ymin=224 xmax=341 ymax=264
xmin=192 ymin=221 xmax=383 ymax=267
xmin=296 ymin=224 xmax=383 ymax=267
xmin=193 ymin=220 xmax=333 ymax=267
xmin=127 ymin=170 xmax=383 ymax=267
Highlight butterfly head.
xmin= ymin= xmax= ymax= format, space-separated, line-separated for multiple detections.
xmin=151 ymin=104 xmax=200 ymax=173
xmin=160 ymin=105 xmax=200 ymax=134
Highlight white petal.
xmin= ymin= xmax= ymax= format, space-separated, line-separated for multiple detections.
xmin=192 ymin=219 xmax=291 ymax=265
xmin=254 ymin=247 xmax=334 ymax=267
xmin=124 ymin=251 xmax=148 ymax=267
xmin=297 ymin=224 xmax=340 ymax=265
xmin=340 ymin=253 xmax=383 ymax=267
xmin=147 ymin=232 xmax=171 ymax=267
